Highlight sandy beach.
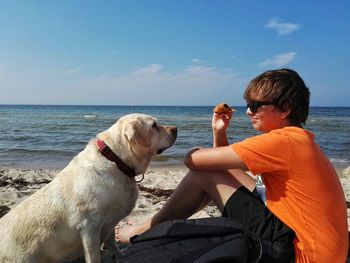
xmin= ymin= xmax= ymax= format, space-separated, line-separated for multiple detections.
xmin=0 ymin=165 xmax=349 ymax=262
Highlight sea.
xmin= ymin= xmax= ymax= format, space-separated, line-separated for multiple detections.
xmin=0 ymin=105 xmax=349 ymax=172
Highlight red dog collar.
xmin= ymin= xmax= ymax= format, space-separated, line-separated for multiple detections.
xmin=96 ymin=139 xmax=136 ymax=178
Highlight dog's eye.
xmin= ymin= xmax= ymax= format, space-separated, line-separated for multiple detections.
xmin=152 ymin=122 xmax=159 ymax=131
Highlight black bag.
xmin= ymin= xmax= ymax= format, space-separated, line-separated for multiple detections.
xmin=115 ymin=217 xmax=261 ymax=263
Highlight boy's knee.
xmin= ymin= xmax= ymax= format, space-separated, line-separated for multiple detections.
xmin=186 ymin=170 xmax=223 ymax=188
xmin=185 ymin=170 xmax=201 ymax=184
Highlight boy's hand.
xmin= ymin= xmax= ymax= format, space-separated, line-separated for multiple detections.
xmin=212 ymin=111 xmax=232 ymax=132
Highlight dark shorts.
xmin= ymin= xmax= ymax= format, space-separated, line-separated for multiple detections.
xmin=222 ymin=186 xmax=295 ymax=262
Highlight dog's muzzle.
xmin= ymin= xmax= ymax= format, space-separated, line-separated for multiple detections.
xmin=157 ymin=126 xmax=177 ymax=154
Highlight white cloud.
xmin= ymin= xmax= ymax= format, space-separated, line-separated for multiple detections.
xmin=267 ymin=18 xmax=300 ymax=35
xmin=258 ymin=52 xmax=297 ymax=68
xmin=191 ymin=58 xmax=203 ymax=64
xmin=132 ymin=63 xmax=163 ymax=76
xmin=84 ymin=64 xmax=244 ymax=105
xmin=0 ymin=63 xmax=246 ymax=106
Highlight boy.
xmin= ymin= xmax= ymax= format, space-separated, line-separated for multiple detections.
xmin=117 ymin=69 xmax=348 ymax=262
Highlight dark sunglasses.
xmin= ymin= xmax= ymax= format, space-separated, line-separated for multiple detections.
xmin=246 ymin=101 xmax=276 ymax=113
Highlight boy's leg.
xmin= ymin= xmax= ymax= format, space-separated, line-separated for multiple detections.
xmin=116 ymin=169 xmax=256 ymax=243
xmin=223 ymin=186 xmax=295 ymax=262
xmin=152 ymin=168 xmax=256 ymax=222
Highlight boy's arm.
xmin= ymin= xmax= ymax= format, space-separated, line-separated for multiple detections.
xmin=185 ymin=110 xmax=247 ymax=171
xmin=212 ymin=112 xmax=230 ymax=147
xmin=184 ymin=146 xmax=248 ymax=171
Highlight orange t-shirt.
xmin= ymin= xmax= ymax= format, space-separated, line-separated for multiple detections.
xmin=232 ymin=127 xmax=348 ymax=262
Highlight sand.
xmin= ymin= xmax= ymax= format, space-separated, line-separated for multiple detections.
xmin=0 ymin=165 xmax=349 ymax=261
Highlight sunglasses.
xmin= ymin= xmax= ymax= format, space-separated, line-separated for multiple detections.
xmin=246 ymin=101 xmax=276 ymax=113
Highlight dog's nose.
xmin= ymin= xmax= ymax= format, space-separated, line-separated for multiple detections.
xmin=164 ymin=126 xmax=177 ymax=139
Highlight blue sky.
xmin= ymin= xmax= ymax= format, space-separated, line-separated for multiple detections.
xmin=0 ymin=1 xmax=349 ymax=106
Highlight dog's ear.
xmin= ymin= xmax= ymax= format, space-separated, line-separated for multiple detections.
xmin=124 ymin=121 xmax=152 ymax=148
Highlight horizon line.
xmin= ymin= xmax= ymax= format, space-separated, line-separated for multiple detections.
xmin=0 ymin=103 xmax=349 ymax=108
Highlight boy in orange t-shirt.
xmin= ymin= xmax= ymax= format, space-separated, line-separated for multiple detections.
xmin=117 ymin=69 xmax=348 ymax=262
xmin=231 ymin=127 xmax=347 ymax=262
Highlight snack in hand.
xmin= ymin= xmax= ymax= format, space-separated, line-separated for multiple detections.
xmin=213 ymin=103 xmax=236 ymax=114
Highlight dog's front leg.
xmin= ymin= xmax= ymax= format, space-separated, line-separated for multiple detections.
xmin=79 ymin=225 xmax=102 ymax=263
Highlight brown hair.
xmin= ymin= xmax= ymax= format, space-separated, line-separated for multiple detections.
xmin=244 ymin=68 xmax=310 ymax=126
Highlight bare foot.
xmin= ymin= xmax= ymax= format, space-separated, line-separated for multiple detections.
xmin=115 ymin=221 xmax=151 ymax=243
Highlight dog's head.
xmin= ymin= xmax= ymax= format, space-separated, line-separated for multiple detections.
xmin=100 ymin=113 xmax=177 ymax=174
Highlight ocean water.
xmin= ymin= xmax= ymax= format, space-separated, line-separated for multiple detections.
xmin=0 ymin=105 xmax=349 ymax=171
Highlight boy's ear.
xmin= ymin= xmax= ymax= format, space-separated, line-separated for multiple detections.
xmin=280 ymin=103 xmax=291 ymax=119
xmin=281 ymin=110 xmax=291 ymax=120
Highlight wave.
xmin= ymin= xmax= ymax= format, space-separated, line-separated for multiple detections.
xmin=0 ymin=148 xmax=76 ymax=157
xmin=330 ymin=158 xmax=349 ymax=164
xmin=84 ymin=114 xmax=97 ymax=119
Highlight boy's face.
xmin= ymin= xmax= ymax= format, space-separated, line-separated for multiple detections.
xmin=246 ymin=100 xmax=290 ymax=133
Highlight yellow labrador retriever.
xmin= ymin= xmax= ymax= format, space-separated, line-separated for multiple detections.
xmin=0 ymin=113 xmax=177 ymax=263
